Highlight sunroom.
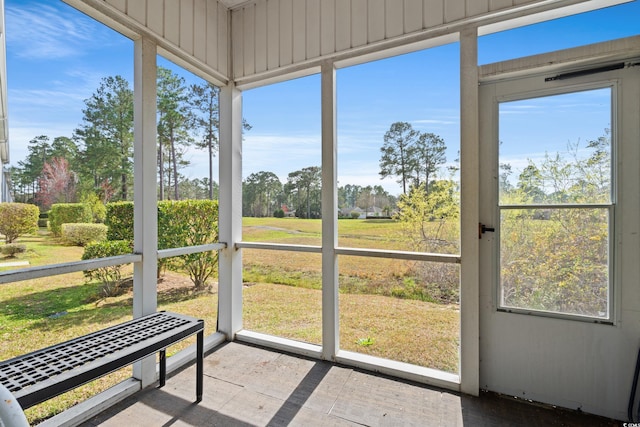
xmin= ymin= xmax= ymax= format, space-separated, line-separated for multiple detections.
xmin=1 ymin=0 xmax=639 ymax=425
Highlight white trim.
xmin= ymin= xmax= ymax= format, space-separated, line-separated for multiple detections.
xmin=236 ymin=241 xmax=461 ymax=263
xmin=0 ymin=254 xmax=141 ymax=284
xmin=479 ymin=35 xmax=640 ymax=83
xmin=132 ymin=36 xmax=158 ymax=387
xmin=236 ymin=242 xmax=322 ymax=253
xmin=459 ymin=27 xmax=480 ymax=397
xmin=158 ymin=243 xmax=227 ymax=259
xmin=235 ymin=330 xmax=323 ymax=359
xmin=335 ymin=350 xmax=460 ymax=391
xmin=336 ymin=247 xmax=460 ymax=263
xmin=321 ymin=60 xmax=339 ymax=361
xmin=218 ymin=83 xmax=244 ymax=339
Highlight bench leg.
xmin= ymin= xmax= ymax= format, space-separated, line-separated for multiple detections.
xmin=159 ymin=349 xmax=166 ymax=388
xmin=196 ymin=330 xmax=203 ymax=403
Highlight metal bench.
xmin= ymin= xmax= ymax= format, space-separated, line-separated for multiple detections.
xmin=0 ymin=311 xmax=204 ymax=410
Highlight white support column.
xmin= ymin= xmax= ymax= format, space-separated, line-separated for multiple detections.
xmin=132 ymin=36 xmax=158 ymax=387
xmin=321 ymin=60 xmax=339 ymax=360
xmin=218 ymin=83 xmax=243 ymax=338
xmin=459 ymin=27 xmax=480 ymax=396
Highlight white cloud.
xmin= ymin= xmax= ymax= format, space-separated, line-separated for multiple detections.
xmin=5 ymin=2 xmax=115 ymax=60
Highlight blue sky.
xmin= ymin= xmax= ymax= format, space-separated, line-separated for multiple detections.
xmin=5 ymin=0 xmax=640 ymax=197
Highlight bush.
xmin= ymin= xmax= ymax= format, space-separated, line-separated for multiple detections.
xmin=0 ymin=203 xmax=39 ymax=243
xmin=273 ymin=209 xmax=285 ymax=218
xmin=105 ymin=201 xmax=133 ymax=241
xmin=350 ymin=211 xmax=361 ymax=219
xmin=1 ymin=243 xmax=27 ymax=257
xmin=103 ymin=200 xmax=219 ymax=288
xmin=49 ymin=203 xmax=92 ymax=237
xmin=158 ymin=200 xmax=219 ymax=288
xmin=62 ymin=223 xmax=108 ymax=246
xmin=82 ymin=239 xmax=133 ymax=297
xmin=82 ymin=192 xmax=107 ymax=223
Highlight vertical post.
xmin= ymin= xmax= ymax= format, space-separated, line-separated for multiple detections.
xmin=321 ymin=60 xmax=339 ymax=360
xmin=132 ymin=36 xmax=158 ymax=387
xmin=218 ymin=83 xmax=243 ymax=338
xmin=460 ymin=27 xmax=480 ymax=396
xmin=196 ymin=328 xmax=204 ymax=402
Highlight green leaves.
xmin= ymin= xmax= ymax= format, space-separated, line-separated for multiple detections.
xmin=0 ymin=203 xmax=39 ymax=243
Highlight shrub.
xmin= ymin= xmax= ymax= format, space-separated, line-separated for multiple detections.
xmin=1 ymin=243 xmax=27 ymax=257
xmin=0 ymin=203 xmax=39 ymax=243
xmin=273 ymin=209 xmax=285 ymax=218
xmin=158 ymin=200 xmax=219 ymax=289
xmin=105 ymin=201 xmax=133 ymax=241
xmin=350 ymin=211 xmax=361 ymax=219
xmin=62 ymin=223 xmax=108 ymax=246
xmin=49 ymin=203 xmax=92 ymax=237
xmin=82 ymin=239 xmax=133 ymax=297
xmin=82 ymin=192 xmax=107 ymax=223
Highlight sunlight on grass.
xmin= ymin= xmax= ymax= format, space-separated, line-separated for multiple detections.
xmin=1 ymin=223 xmax=460 ymax=423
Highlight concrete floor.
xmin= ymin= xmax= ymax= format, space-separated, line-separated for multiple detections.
xmin=82 ymin=342 xmax=620 ymax=426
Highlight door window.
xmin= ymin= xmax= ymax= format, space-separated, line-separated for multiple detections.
xmin=497 ymin=87 xmax=613 ymax=320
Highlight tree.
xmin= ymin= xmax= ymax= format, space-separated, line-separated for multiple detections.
xmin=395 ymin=180 xmax=459 ymax=252
xmin=412 ymin=132 xmax=446 ymax=191
xmin=517 ymin=163 xmax=544 ymax=203
xmin=50 ymin=136 xmax=79 ymax=165
xmin=74 ymin=76 xmax=134 ymax=201
xmin=36 ymin=157 xmax=77 ymax=210
xmin=244 ymin=171 xmax=282 ymax=217
xmin=190 ymin=82 xmax=219 ymax=200
xmin=339 ymin=184 xmax=362 ymax=208
xmin=287 ymin=166 xmax=321 ymax=219
xmin=17 ymin=135 xmax=52 ymax=203
xmin=157 ymin=67 xmax=193 ymax=200
xmin=356 ymin=185 xmax=373 ymax=216
xmin=190 ymin=81 xmax=251 ymax=200
xmin=178 ymin=177 xmax=217 ymax=200
xmin=379 ymin=122 xmax=418 ymax=195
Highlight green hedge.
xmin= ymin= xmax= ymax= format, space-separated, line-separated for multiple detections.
xmin=104 ymin=200 xmax=219 ymax=288
xmin=105 ymin=201 xmax=133 ymax=240
xmin=62 ymin=223 xmax=108 ymax=246
xmin=159 ymin=200 xmax=219 ymax=288
xmin=49 ymin=203 xmax=92 ymax=237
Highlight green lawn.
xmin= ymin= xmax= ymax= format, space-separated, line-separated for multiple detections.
xmin=0 ymin=221 xmax=460 ymax=424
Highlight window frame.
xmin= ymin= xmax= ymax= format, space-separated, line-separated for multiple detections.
xmin=494 ymin=81 xmax=617 ymax=324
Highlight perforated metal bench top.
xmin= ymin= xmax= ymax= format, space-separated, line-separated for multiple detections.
xmin=0 ymin=311 xmax=204 ymax=409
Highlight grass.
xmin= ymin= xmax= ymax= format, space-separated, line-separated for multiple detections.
xmin=243 ymin=283 xmax=459 ymax=372
xmin=0 ymin=219 xmax=460 ymax=423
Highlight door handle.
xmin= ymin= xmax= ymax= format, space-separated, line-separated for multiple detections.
xmin=479 ymin=223 xmax=495 ymax=239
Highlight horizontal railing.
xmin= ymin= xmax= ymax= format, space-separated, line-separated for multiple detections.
xmin=0 ymin=242 xmax=228 ymax=285
xmin=236 ymin=241 xmax=461 ymax=264
xmin=158 ymin=243 xmax=227 ymax=259
xmin=0 ymin=254 xmax=142 ymax=284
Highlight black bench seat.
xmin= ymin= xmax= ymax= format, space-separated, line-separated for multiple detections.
xmin=0 ymin=311 xmax=204 ymax=410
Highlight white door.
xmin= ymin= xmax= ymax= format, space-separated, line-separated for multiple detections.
xmin=479 ymin=61 xmax=640 ymax=420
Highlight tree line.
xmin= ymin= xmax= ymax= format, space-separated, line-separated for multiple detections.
xmin=242 ymin=167 xmax=397 ymax=219
xmin=243 ymin=121 xmax=454 ymax=219
xmin=10 ymin=69 xmax=226 ymax=210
